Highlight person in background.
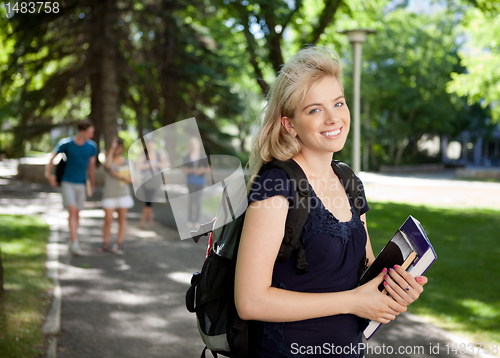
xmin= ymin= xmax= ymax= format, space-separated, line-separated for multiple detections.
xmin=137 ymin=140 xmax=170 ymax=228
xmin=182 ymin=137 xmax=210 ymax=230
xmin=99 ymin=137 xmax=134 ymax=254
xmin=45 ymin=119 xmax=97 ymax=256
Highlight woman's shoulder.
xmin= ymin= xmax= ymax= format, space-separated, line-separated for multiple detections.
xmin=248 ymin=167 xmax=294 ymax=204
xmin=254 ymin=167 xmax=289 ymax=182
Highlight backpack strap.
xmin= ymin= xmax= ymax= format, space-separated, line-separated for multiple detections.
xmin=230 ymin=317 xmax=248 ymax=358
xmin=259 ymin=159 xmax=310 ymax=274
xmin=331 ymin=160 xmax=368 ymax=276
xmin=331 ymin=160 xmax=366 ymax=217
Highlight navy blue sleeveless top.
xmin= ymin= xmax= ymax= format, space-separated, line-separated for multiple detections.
xmin=247 ymin=168 xmax=369 ymax=358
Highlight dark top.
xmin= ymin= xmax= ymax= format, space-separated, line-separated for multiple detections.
xmin=183 ymin=155 xmax=209 ymax=186
xmin=247 ymin=168 xmax=369 ymax=358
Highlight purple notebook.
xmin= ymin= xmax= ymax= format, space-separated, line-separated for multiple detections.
xmin=358 ymin=215 xmax=437 ymax=339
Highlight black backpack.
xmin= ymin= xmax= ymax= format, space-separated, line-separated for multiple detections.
xmin=186 ymin=159 xmax=366 ymax=358
xmin=55 ymin=149 xmax=67 ymax=184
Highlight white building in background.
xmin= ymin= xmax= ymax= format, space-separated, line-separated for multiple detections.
xmin=440 ymin=127 xmax=500 ymax=167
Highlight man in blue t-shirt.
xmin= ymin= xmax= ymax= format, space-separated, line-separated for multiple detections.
xmin=45 ymin=119 xmax=97 ymax=255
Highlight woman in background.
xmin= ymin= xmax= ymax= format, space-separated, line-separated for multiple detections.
xmin=99 ymin=137 xmax=133 ymax=254
xmin=137 ymin=140 xmax=170 ymax=228
xmin=182 ymin=137 xmax=210 ymax=229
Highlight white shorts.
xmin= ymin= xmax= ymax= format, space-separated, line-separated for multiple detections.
xmin=102 ymin=195 xmax=134 ymax=209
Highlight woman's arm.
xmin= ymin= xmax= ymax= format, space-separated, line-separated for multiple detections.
xmin=104 ymin=139 xmax=117 ymax=170
xmin=158 ymin=151 xmax=171 ymax=169
xmin=195 ymin=163 xmax=210 ymax=176
xmin=361 ymin=213 xmax=376 ymax=266
xmin=182 ymin=164 xmax=193 ymax=175
xmin=137 ymin=152 xmax=155 ymax=171
xmin=234 ymin=196 xmax=407 ymax=324
xmin=106 ymin=166 xmax=123 ymax=180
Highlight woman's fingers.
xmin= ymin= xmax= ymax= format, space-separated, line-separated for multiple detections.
xmin=385 ymin=272 xmax=411 ymax=302
xmin=357 ymin=265 xmax=428 ymax=323
xmin=384 ymin=265 xmax=425 ymax=305
xmin=416 ymin=275 xmax=428 ymax=286
xmin=392 ymin=265 xmax=426 ymax=291
xmin=375 ymin=315 xmax=394 ymax=324
xmin=372 ymin=297 xmax=405 ymax=323
xmin=384 ymin=293 xmax=407 ymax=314
xmin=384 ymin=278 xmax=409 ymax=303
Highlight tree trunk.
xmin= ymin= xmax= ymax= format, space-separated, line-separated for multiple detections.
xmin=370 ymin=144 xmax=378 ymax=171
xmin=394 ymin=139 xmax=409 ymax=166
xmin=261 ymin=3 xmax=284 ymax=75
xmin=89 ymin=0 xmax=118 ymax=155
xmin=388 ymin=143 xmax=395 ymax=164
xmin=101 ymin=0 xmax=118 ymax=151
xmin=161 ymin=16 xmax=176 ymax=127
xmin=239 ymin=124 xmax=247 ymax=153
xmin=89 ymin=0 xmax=104 ymax=157
xmin=159 ymin=4 xmax=178 ymax=164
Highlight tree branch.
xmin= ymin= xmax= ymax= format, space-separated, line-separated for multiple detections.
xmin=280 ymin=0 xmax=304 ymax=30
xmin=307 ymin=0 xmax=343 ymax=45
xmin=233 ymin=2 xmax=270 ymax=94
xmin=262 ymin=5 xmax=283 ymax=74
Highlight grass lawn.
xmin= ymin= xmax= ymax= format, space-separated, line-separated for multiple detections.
xmin=366 ymin=202 xmax=500 ymax=345
xmin=0 ymin=215 xmax=53 ymax=358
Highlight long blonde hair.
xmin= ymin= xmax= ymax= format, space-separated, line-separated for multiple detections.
xmin=247 ymin=46 xmax=343 ymax=189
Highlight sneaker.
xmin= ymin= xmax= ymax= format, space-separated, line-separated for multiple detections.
xmin=69 ymin=240 xmax=82 ymax=256
xmin=110 ymin=243 xmax=124 ymax=255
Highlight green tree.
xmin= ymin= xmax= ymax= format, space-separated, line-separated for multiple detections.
xmin=348 ymin=9 xmax=482 ymax=167
xmin=0 ymin=0 xmax=243 ymax=158
xmin=0 ymin=0 xmax=120 ymax=156
xmin=192 ymin=0 xmax=387 ymax=159
xmin=117 ymin=1 xmax=243 ymax=159
xmin=212 ymin=0 xmax=387 ymax=95
xmin=463 ymin=0 xmax=500 ymax=15
xmin=447 ymin=7 xmax=500 ymax=123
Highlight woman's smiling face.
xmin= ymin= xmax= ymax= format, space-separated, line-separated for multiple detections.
xmin=281 ymin=76 xmax=350 ymax=155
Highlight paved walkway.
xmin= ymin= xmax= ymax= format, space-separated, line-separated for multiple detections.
xmin=359 ymin=170 xmax=500 ymax=210
xmin=0 ymin=159 xmax=498 ymax=358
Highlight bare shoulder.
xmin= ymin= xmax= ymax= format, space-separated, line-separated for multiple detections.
xmin=239 ymin=196 xmax=289 ymax=254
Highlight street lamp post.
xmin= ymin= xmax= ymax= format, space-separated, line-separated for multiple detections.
xmin=339 ymin=29 xmax=376 ymax=174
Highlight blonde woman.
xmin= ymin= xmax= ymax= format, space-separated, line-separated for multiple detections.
xmin=234 ymin=47 xmax=428 ymax=357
